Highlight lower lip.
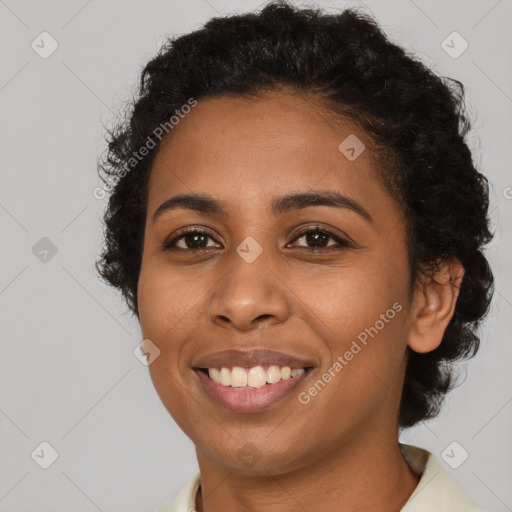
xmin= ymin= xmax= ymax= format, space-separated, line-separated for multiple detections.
xmin=194 ymin=369 xmax=312 ymax=413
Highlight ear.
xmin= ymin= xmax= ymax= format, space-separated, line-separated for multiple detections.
xmin=407 ymin=258 xmax=465 ymax=354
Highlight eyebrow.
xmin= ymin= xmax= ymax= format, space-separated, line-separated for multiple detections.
xmin=152 ymin=190 xmax=373 ymax=224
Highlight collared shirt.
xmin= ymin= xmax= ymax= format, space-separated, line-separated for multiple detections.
xmin=155 ymin=443 xmax=486 ymax=512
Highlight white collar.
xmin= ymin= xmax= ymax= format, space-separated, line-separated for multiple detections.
xmin=399 ymin=443 xmax=484 ymax=511
xmin=156 ymin=443 xmax=485 ymax=511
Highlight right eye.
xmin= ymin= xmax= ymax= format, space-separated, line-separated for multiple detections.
xmin=162 ymin=227 xmax=222 ymax=251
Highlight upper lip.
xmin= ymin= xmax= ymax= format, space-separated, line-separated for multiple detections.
xmin=192 ymin=348 xmax=317 ymax=369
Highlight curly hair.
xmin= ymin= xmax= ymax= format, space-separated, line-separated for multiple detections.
xmin=96 ymin=0 xmax=494 ymax=428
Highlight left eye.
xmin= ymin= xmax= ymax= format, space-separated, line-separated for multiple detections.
xmin=289 ymin=228 xmax=351 ymax=250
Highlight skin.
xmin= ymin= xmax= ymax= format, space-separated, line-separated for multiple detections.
xmin=137 ymin=90 xmax=464 ymax=511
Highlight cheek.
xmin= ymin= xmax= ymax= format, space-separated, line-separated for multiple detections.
xmin=137 ymin=262 xmax=206 ymax=434
xmin=137 ymin=260 xmax=204 ymax=341
xmin=291 ymin=249 xmax=408 ymax=341
xmin=290 ymin=252 xmax=409 ymax=406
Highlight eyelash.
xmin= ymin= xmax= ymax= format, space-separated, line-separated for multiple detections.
xmin=162 ymin=225 xmax=352 ymax=252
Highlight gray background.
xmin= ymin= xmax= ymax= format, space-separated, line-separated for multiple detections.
xmin=0 ymin=0 xmax=511 ymax=511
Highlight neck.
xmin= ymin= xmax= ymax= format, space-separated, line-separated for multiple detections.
xmin=194 ymin=431 xmax=419 ymax=512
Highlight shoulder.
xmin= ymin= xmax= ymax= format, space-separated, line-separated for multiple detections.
xmin=153 ymin=471 xmax=201 ymax=512
xmin=154 ymin=471 xmax=201 ymax=512
xmin=151 ymin=448 xmax=490 ymax=512
xmin=399 ymin=443 xmax=487 ymax=512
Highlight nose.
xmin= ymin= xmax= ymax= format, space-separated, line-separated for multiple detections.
xmin=208 ymin=257 xmax=291 ymax=331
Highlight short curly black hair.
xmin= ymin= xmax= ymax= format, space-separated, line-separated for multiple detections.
xmin=96 ymin=1 xmax=494 ymax=428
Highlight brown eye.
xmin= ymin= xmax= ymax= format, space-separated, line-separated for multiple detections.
xmin=163 ymin=228 xmax=221 ymax=251
xmin=162 ymin=226 xmax=351 ymax=252
xmin=289 ymin=227 xmax=351 ymax=250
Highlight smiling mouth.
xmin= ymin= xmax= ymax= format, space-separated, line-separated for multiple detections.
xmin=194 ymin=364 xmax=314 ymax=413
xmin=196 ymin=365 xmax=314 ymax=389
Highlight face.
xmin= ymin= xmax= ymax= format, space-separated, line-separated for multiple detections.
xmin=137 ymin=91 xmax=415 ymax=475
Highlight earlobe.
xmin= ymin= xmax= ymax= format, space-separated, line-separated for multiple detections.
xmin=407 ymin=259 xmax=465 ymax=354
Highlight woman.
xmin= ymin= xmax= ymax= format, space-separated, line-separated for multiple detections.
xmin=97 ymin=2 xmax=494 ymax=511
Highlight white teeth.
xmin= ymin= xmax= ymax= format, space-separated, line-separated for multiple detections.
xmin=247 ymin=366 xmax=267 ymax=388
xmin=230 ymin=366 xmax=248 ymax=387
xmin=220 ymin=367 xmax=231 ymax=386
xmin=205 ymin=365 xmax=307 ymax=388
xmin=208 ymin=368 xmax=221 ymax=383
xmin=266 ymin=365 xmax=282 ymax=383
xmin=280 ymin=366 xmax=291 ymax=380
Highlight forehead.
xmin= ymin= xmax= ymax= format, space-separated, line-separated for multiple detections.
xmin=148 ymin=92 xmax=390 ymax=216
